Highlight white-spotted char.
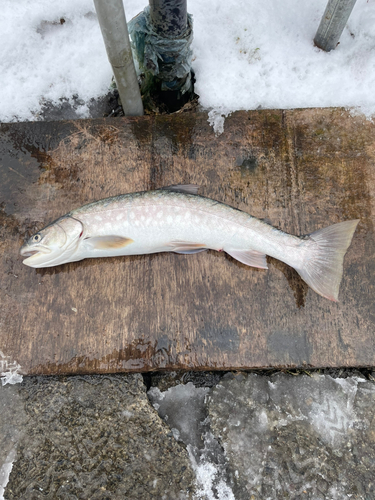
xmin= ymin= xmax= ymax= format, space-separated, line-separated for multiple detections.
xmin=20 ymin=185 xmax=359 ymax=301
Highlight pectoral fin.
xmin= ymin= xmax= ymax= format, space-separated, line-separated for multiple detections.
xmin=167 ymin=241 xmax=207 ymax=254
xmin=85 ymin=235 xmax=134 ymax=249
xmin=226 ymin=249 xmax=268 ymax=269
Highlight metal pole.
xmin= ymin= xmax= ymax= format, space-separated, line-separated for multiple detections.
xmin=93 ymin=0 xmax=144 ymax=116
xmin=314 ymin=0 xmax=357 ymax=52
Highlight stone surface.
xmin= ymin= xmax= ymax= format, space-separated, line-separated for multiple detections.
xmin=3 ymin=371 xmax=375 ymax=499
xmin=3 ymin=374 xmax=195 ymax=500
xmin=208 ymin=373 xmax=375 ymax=499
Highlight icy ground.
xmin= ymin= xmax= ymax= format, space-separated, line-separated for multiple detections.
xmin=2 ymin=371 xmax=375 ymax=499
xmin=148 ymin=372 xmax=375 ymax=500
xmin=1 ymin=0 xmax=374 ymax=132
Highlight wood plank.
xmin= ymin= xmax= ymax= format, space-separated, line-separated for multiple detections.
xmin=1 ymin=109 xmax=374 ymax=375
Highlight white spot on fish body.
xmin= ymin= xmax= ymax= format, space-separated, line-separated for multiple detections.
xmin=95 ymin=216 xmax=102 ymax=221
xmin=129 ymin=212 xmax=135 ymax=219
xmin=141 ymin=216 xmax=145 ymax=221
xmin=157 ymin=211 xmax=163 ymax=218
xmin=116 ymin=214 xmax=123 ymax=221
xmin=167 ymin=216 xmax=173 ymax=223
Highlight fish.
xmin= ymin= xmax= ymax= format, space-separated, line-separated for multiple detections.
xmin=20 ymin=185 xmax=359 ymax=301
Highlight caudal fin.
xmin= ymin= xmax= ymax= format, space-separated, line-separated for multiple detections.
xmin=296 ymin=220 xmax=359 ymax=301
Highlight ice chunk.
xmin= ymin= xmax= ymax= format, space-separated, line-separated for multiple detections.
xmin=148 ymin=382 xmax=235 ymax=499
xmin=208 ymin=109 xmax=230 ymax=136
xmin=148 ymin=382 xmax=210 ymax=449
xmin=0 ymin=351 xmax=23 ymax=386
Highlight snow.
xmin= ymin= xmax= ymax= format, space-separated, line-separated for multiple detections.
xmin=0 ymin=351 xmax=23 ymax=386
xmin=193 ymin=0 xmax=375 ymax=132
xmin=0 ymin=449 xmax=16 ymax=500
xmin=0 ymin=0 xmax=112 ymax=122
xmin=188 ymin=440 xmax=235 ymax=500
xmin=0 ymin=0 xmax=374 ymax=131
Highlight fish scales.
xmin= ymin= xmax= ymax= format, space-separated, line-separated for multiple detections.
xmin=71 ymin=191 xmax=295 ymax=260
xmin=20 ymin=186 xmax=359 ymax=301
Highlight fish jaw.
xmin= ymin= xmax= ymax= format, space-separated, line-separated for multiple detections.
xmin=20 ymin=244 xmax=53 ymax=267
xmin=21 ymin=249 xmax=80 ymax=268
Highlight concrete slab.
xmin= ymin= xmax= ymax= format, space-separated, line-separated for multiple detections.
xmin=1 ymin=109 xmax=374 ymax=374
xmin=2 ymin=375 xmax=195 ymax=499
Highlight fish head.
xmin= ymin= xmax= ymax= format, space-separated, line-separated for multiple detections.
xmin=20 ymin=216 xmax=83 ymax=268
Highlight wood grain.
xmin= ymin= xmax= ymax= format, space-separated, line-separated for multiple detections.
xmin=1 ymin=109 xmax=374 ymax=375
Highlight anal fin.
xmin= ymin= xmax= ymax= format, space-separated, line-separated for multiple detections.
xmin=226 ymin=249 xmax=268 ymax=269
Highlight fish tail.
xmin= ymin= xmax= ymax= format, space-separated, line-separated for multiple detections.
xmin=296 ymin=219 xmax=360 ymax=301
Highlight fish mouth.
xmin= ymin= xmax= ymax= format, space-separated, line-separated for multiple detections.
xmin=21 ymin=251 xmax=56 ymax=268
xmin=20 ymin=245 xmax=52 ymax=257
xmin=20 ymin=249 xmax=40 ymax=258
xmin=20 ymin=245 xmax=52 ymax=264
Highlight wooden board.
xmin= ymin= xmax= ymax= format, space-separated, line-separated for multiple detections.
xmin=1 ymin=109 xmax=374 ymax=375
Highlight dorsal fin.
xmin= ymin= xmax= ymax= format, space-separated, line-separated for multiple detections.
xmin=159 ymin=184 xmax=199 ymax=195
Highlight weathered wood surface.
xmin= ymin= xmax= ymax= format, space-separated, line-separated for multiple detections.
xmin=0 ymin=109 xmax=374 ymax=375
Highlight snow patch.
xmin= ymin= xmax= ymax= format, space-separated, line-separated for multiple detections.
xmin=188 ymin=441 xmax=235 ymax=500
xmin=0 ymin=449 xmax=16 ymax=500
xmin=0 ymin=351 xmax=23 ymax=386
xmin=192 ymin=0 xmax=375 ymax=133
xmin=207 ymin=109 xmax=230 ymax=136
xmin=1 ymin=0 xmax=374 ymax=130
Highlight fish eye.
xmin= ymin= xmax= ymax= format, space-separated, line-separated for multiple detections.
xmin=32 ymin=234 xmax=42 ymax=243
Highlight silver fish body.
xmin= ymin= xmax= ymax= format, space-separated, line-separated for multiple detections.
xmin=20 ymin=186 xmax=359 ymax=301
